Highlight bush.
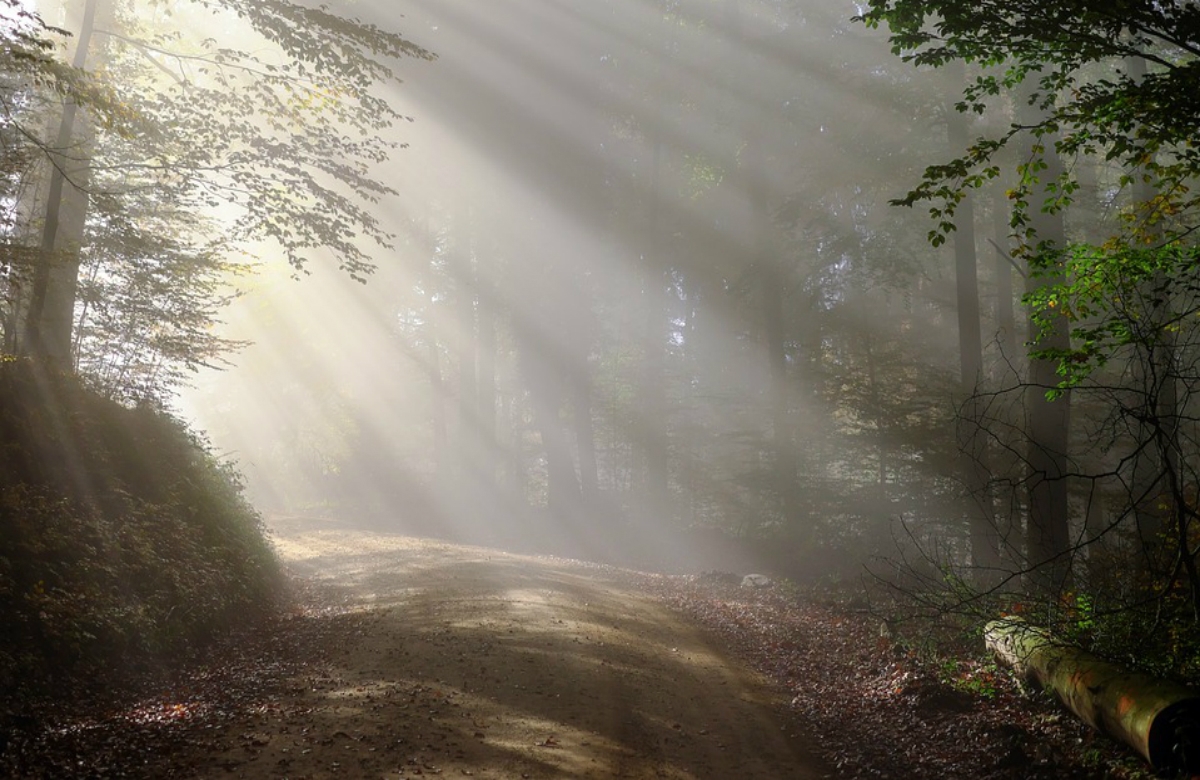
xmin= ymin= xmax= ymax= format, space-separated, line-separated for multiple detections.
xmin=0 ymin=360 xmax=280 ymax=698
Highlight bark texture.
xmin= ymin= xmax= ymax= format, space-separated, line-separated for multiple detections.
xmin=986 ymin=617 xmax=1200 ymax=773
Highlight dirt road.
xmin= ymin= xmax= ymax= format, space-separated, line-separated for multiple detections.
xmin=192 ymin=518 xmax=829 ymax=779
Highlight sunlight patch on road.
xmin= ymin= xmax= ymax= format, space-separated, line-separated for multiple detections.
xmin=482 ymin=712 xmax=646 ymax=779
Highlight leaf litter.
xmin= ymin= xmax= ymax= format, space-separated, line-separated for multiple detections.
xmin=633 ymin=571 xmax=1157 ymax=780
xmin=0 ymin=549 xmax=1159 ymax=779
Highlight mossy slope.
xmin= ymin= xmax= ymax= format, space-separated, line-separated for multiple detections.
xmin=0 ymin=360 xmax=279 ymax=698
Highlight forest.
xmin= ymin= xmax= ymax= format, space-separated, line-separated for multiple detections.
xmin=1 ymin=0 xmax=1199 ymax=777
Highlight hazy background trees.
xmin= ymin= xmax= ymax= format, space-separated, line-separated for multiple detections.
xmin=183 ymin=0 xmax=987 ymax=577
xmin=7 ymin=0 xmax=1198 ymax=672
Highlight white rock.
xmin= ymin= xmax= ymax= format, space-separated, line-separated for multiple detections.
xmin=741 ymin=573 xmax=771 ymax=588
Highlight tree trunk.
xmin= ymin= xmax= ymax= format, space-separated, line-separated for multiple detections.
xmin=989 ymin=178 xmax=1022 ymax=570
xmin=526 ymin=353 xmax=580 ymax=521
xmin=986 ymin=618 xmax=1200 ymax=775
xmin=731 ymin=3 xmax=798 ymax=532
xmin=427 ymin=326 xmax=448 ymax=486
xmin=993 ymin=181 xmax=1017 ymax=368
xmin=1024 ymin=269 xmax=1071 ymax=595
xmin=476 ymin=267 xmax=498 ymax=491
xmin=750 ymin=133 xmax=798 ymax=530
xmin=862 ymin=335 xmax=890 ymax=510
xmin=453 ymin=204 xmax=477 ymax=432
xmin=1019 ymin=81 xmax=1072 ymax=596
xmin=636 ymin=139 xmax=670 ymax=524
xmin=762 ymin=266 xmax=798 ymax=520
xmin=1125 ymin=55 xmax=1180 ymax=575
xmin=450 ymin=202 xmax=478 ymax=515
xmin=23 ymin=0 xmax=99 ymax=369
xmin=501 ymin=359 xmax=525 ymax=502
xmin=947 ymin=63 xmax=999 ymax=575
xmin=573 ymin=366 xmax=599 ymax=507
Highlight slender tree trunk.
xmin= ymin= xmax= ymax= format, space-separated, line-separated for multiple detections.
xmin=476 ymin=266 xmax=498 ymax=491
xmin=985 ymin=173 xmax=1026 ymax=570
xmin=1020 ymin=85 xmax=1072 ymax=596
xmin=525 ymin=350 xmax=580 ymax=521
xmin=3 ymin=280 xmax=21 ymax=354
xmin=753 ymin=139 xmax=798 ymax=530
xmin=454 ymin=207 xmax=476 ymax=417
xmin=636 ymin=139 xmax=670 ymax=523
xmin=573 ymin=367 xmax=599 ymax=506
xmin=451 ymin=203 xmax=477 ymax=499
xmin=1071 ymin=150 xmax=1116 ymax=580
xmin=427 ymin=324 xmax=448 ymax=486
xmin=502 ymin=362 xmax=525 ymax=502
xmin=863 ymin=335 xmax=887 ymax=493
xmin=947 ymin=64 xmax=1000 ymax=575
xmin=23 ymin=0 xmax=99 ymax=368
xmin=993 ymin=179 xmax=1017 ymax=370
xmin=730 ymin=3 xmax=798 ymax=532
xmin=420 ymin=212 xmax=448 ymax=486
xmin=1083 ymin=484 xmax=1110 ymax=586
xmin=1125 ymin=55 xmax=1179 ymax=573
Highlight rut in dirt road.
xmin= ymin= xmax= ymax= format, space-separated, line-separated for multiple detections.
xmin=190 ymin=522 xmax=831 ymax=779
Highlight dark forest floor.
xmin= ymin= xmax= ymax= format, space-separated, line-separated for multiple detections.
xmin=0 ymin=522 xmax=1162 ymax=779
xmin=638 ymin=572 xmax=1159 ymax=779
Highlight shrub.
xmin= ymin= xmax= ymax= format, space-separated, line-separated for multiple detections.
xmin=0 ymin=360 xmax=280 ymax=698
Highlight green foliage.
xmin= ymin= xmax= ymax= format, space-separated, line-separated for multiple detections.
xmin=937 ymin=657 xmax=1003 ymax=699
xmin=856 ymin=0 xmax=1200 ymax=671
xmin=73 ymin=187 xmax=251 ymax=404
xmin=0 ymin=360 xmax=279 ymax=697
xmin=1 ymin=0 xmax=436 ymax=401
xmin=111 ymin=0 xmax=436 ymax=279
xmin=0 ymin=0 xmax=130 ymax=135
xmin=854 ymin=2 xmax=1200 ymax=383
xmin=1058 ymin=543 xmax=1200 ymax=684
xmin=1025 ymin=240 xmax=1200 ymax=395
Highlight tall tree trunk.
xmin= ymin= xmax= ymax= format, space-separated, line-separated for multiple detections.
xmin=573 ymin=367 xmax=599 ymax=506
xmin=476 ymin=262 xmax=498 ymax=492
xmin=501 ymin=356 xmax=525 ymax=502
xmin=1020 ymin=82 xmax=1072 ymax=596
xmin=451 ymin=202 xmax=477 ymax=496
xmin=863 ymin=335 xmax=887 ymax=494
xmin=524 ymin=347 xmax=580 ymax=521
xmin=762 ymin=266 xmax=796 ymax=517
xmin=427 ymin=321 xmax=448 ymax=486
xmin=636 ymin=139 xmax=670 ymax=524
xmin=730 ymin=2 xmax=797 ymax=531
xmin=749 ymin=130 xmax=798 ymax=531
xmin=420 ymin=212 xmax=448 ymax=486
xmin=23 ymin=0 xmax=99 ymax=369
xmin=947 ymin=63 xmax=1000 ymax=575
xmin=988 ymin=177 xmax=1024 ymax=569
xmin=992 ymin=179 xmax=1017 ymax=371
xmin=1071 ymin=149 xmax=1117 ymax=582
xmin=1125 ymin=55 xmax=1179 ymax=576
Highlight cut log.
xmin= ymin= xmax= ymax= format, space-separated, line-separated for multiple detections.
xmin=985 ymin=617 xmax=1200 ymax=774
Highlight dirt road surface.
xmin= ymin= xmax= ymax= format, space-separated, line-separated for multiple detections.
xmin=191 ymin=518 xmax=830 ymax=779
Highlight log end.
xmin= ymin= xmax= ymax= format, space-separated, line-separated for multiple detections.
xmin=1148 ymin=697 xmax=1200 ymax=775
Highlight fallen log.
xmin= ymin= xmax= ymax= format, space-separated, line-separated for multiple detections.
xmin=985 ymin=617 xmax=1200 ymax=775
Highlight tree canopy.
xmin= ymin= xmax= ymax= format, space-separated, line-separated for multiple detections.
xmin=1 ymin=0 xmax=434 ymax=401
xmin=856 ymin=0 xmax=1200 ymax=387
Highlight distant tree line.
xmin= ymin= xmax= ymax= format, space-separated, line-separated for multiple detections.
xmin=213 ymin=0 xmax=1200 ymax=680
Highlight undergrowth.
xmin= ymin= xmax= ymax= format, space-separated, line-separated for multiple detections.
xmin=0 ymin=360 xmax=280 ymax=705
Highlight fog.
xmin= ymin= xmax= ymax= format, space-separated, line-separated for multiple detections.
xmin=179 ymin=0 xmax=988 ymax=577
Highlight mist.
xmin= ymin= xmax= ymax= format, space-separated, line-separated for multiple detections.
xmin=7 ymin=1 xmax=1200 ymax=775
xmin=166 ymin=0 xmax=979 ymax=580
